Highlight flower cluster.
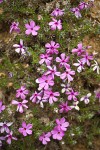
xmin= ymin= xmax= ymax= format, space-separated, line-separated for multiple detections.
xmin=39 ymin=117 xmax=69 ymax=144
xmin=72 ymin=43 xmax=94 ymax=72
xmin=12 ymin=86 xmax=29 ymax=113
xmin=0 ymin=122 xmax=17 ymax=146
xmin=29 ymin=39 xmax=97 ymax=143
xmin=49 ymin=7 xmax=64 ymax=30
xmin=71 ymin=0 xmax=94 ymax=18
xmin=1 ymin=1 xmax=99 ymax=147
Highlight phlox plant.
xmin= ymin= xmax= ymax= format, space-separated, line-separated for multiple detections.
xmin=0 ymin=0 xmax=100 ymax=149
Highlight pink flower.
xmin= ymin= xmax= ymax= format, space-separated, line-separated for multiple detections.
xmin=60 ymin=68 xmax=75 ymax=83
xmin=10 ymin=22 xmax=20 ymax=33
xmin=39 ymin=132 xmax=51 ymax=145
xmin=30 ymin=91 xmax=41 ymax=103
xmin=78 ymin=2 xmax=88 ymax=10
xmin=16 ymin=86 xmax=29 ymax=99
xmin=5 ymin=131 xmax=17 ymax=144
xmin=81 ymin=52 xmax=94 ymax=66
xmin=13 ymin=39 xmax=26 ymax=55
xmin=0 ymin=136 xmax=5 ymax=147
xmin=45 ymin=66 xmax=60 ymax=79
xmin=51 ymin=8 xmax=64 ymax=17
xmin=19 ymin=122 xmax=32 ymax=136
xmin=59 ymin=101 xmax=71 ymax=113
xmin=36 ymin=75 xmax=54 ymax=90
xmin=43 ymin=89 xmax=60 ymax=104
xmin=0 ymin=0 xmax=3 ymax=4
xmin=95 ymin=89 xmax=100 ymax=101
xmin=0 ymin=101 xmax=5 ymax=113
xmin=56 ymin=53 xmax=70 ymax=68
xmin=12 ymin=100 xmax=28 ymax=113
xmin=66 ymin=89 xmax=79 ymax=101
xmin=71 ymin=7 xmax=82 ymax=18
xmin=45 ymin=41 xmax=60 ymax=54
xmin=73 ymin=59 xmax=85 ymax=73
xmin=56 ymin=117 xmax=69 ymax=131
xmin=25 ymin=20 xmax=40 ymax=36
xmin=0 ymin=122 xmax=13 ymax=133
xmin=80 ymin=93 xmax=91 ymax=104
xmin=51 ymin=127 xmax=64 ymax=140
xmin=39 ymin=53 xmax=52 ymax=65
xmin=49 ymin=18 xmax=62 ymax=30
xmin=72 ymin=43 xmax=85 ymax=56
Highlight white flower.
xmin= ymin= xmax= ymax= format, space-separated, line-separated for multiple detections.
xmin=93 ymin=51 xmax=98 ymax=55
xmin=61 ymin=83 xmax=71 ymax=93
xmin=80 ymin=93 xmax=91 ymax=104
xmin=61 ymin=141 xmax=65 ymax=144
xmin=91 ymin=60 xmax=99 ymax=74
xmin=70 ymin=101 xmax=80 ymax=111
xmin=54 ymin=107 xmax=58 ymax=113
xmin=73 ymin=59 xmax=85 ymax=73
xmin=36 ymin=99 xmax=47 ymax=108
xmin=13 ymin=39 xmax=26 ymax=55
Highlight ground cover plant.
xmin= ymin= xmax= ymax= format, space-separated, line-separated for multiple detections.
xmin=0 ymin=0 xmax=100 ymax=149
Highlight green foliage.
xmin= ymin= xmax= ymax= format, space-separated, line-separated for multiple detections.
xmin=0 ymin=0 xmax=100 ymax=149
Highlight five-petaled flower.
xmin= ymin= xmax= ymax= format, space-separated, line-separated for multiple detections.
xmin=5 ymin=131 xmax=17 ymax=144
xmin=13 ymin=39 xmax=26 ymax=55
xmin=73 ymin=59 xmax=85 ymax=73
xmin=61 ymin=83 xmax=71 ymax=93
xmin=70 ymin=101 xmax=80 ymax=111
xmin=55 ymin=117 xmax=69 ymax=131
xmin=56 ymin=53 xmax=70 ymax=68
xmin=30 ymin=91 xmax=41 ymax=103
xmin=39 ymin=132 xmax=51 ymax=145
xmin=80 ymin=93 xmax=91 ymax=104
xmin=71 ymin=7 xmax=82 ymax=18
xmin=59 ymin=101 xmax=72 ymax=113
xmin=39 ymin=53 xmax=52 ymax=66
xmin=43 ymin=89 xmax=60 ymax=104
xmin=10 ymin=22 xmax=20 ymax=33
xmin=16 ymin=86 xmax=29 ymax=99
xmin=51 ymin=126 xmax=64 ymax=140
xmin=12 ymin=100 xmax=28 ymax=113
xmin=19 ymin=122 xmax=32 ymax=136
xmin=49 ymin=18 xmax=62 ymax=30
xmin=25 ymin=20 xmax=40 ymax=36
xmin=45 ymin=41 xmax=60 ymax=54
xmin=66 ymin=89 xmax=79 ymax=101
xmin=36 ymin=75 xmax=54 ymax=90
xmin=60 ymin=68 xmax=75 ymax=83
xmin=72 ymin=43 xmax=85 ymax=56
xmin=81 ymin=52 xmax=93 ymax=66
xmin=0 ymin=122 xmax=13 ymax=133
xmin=45 ymin=65 xmax=60 ymax=79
